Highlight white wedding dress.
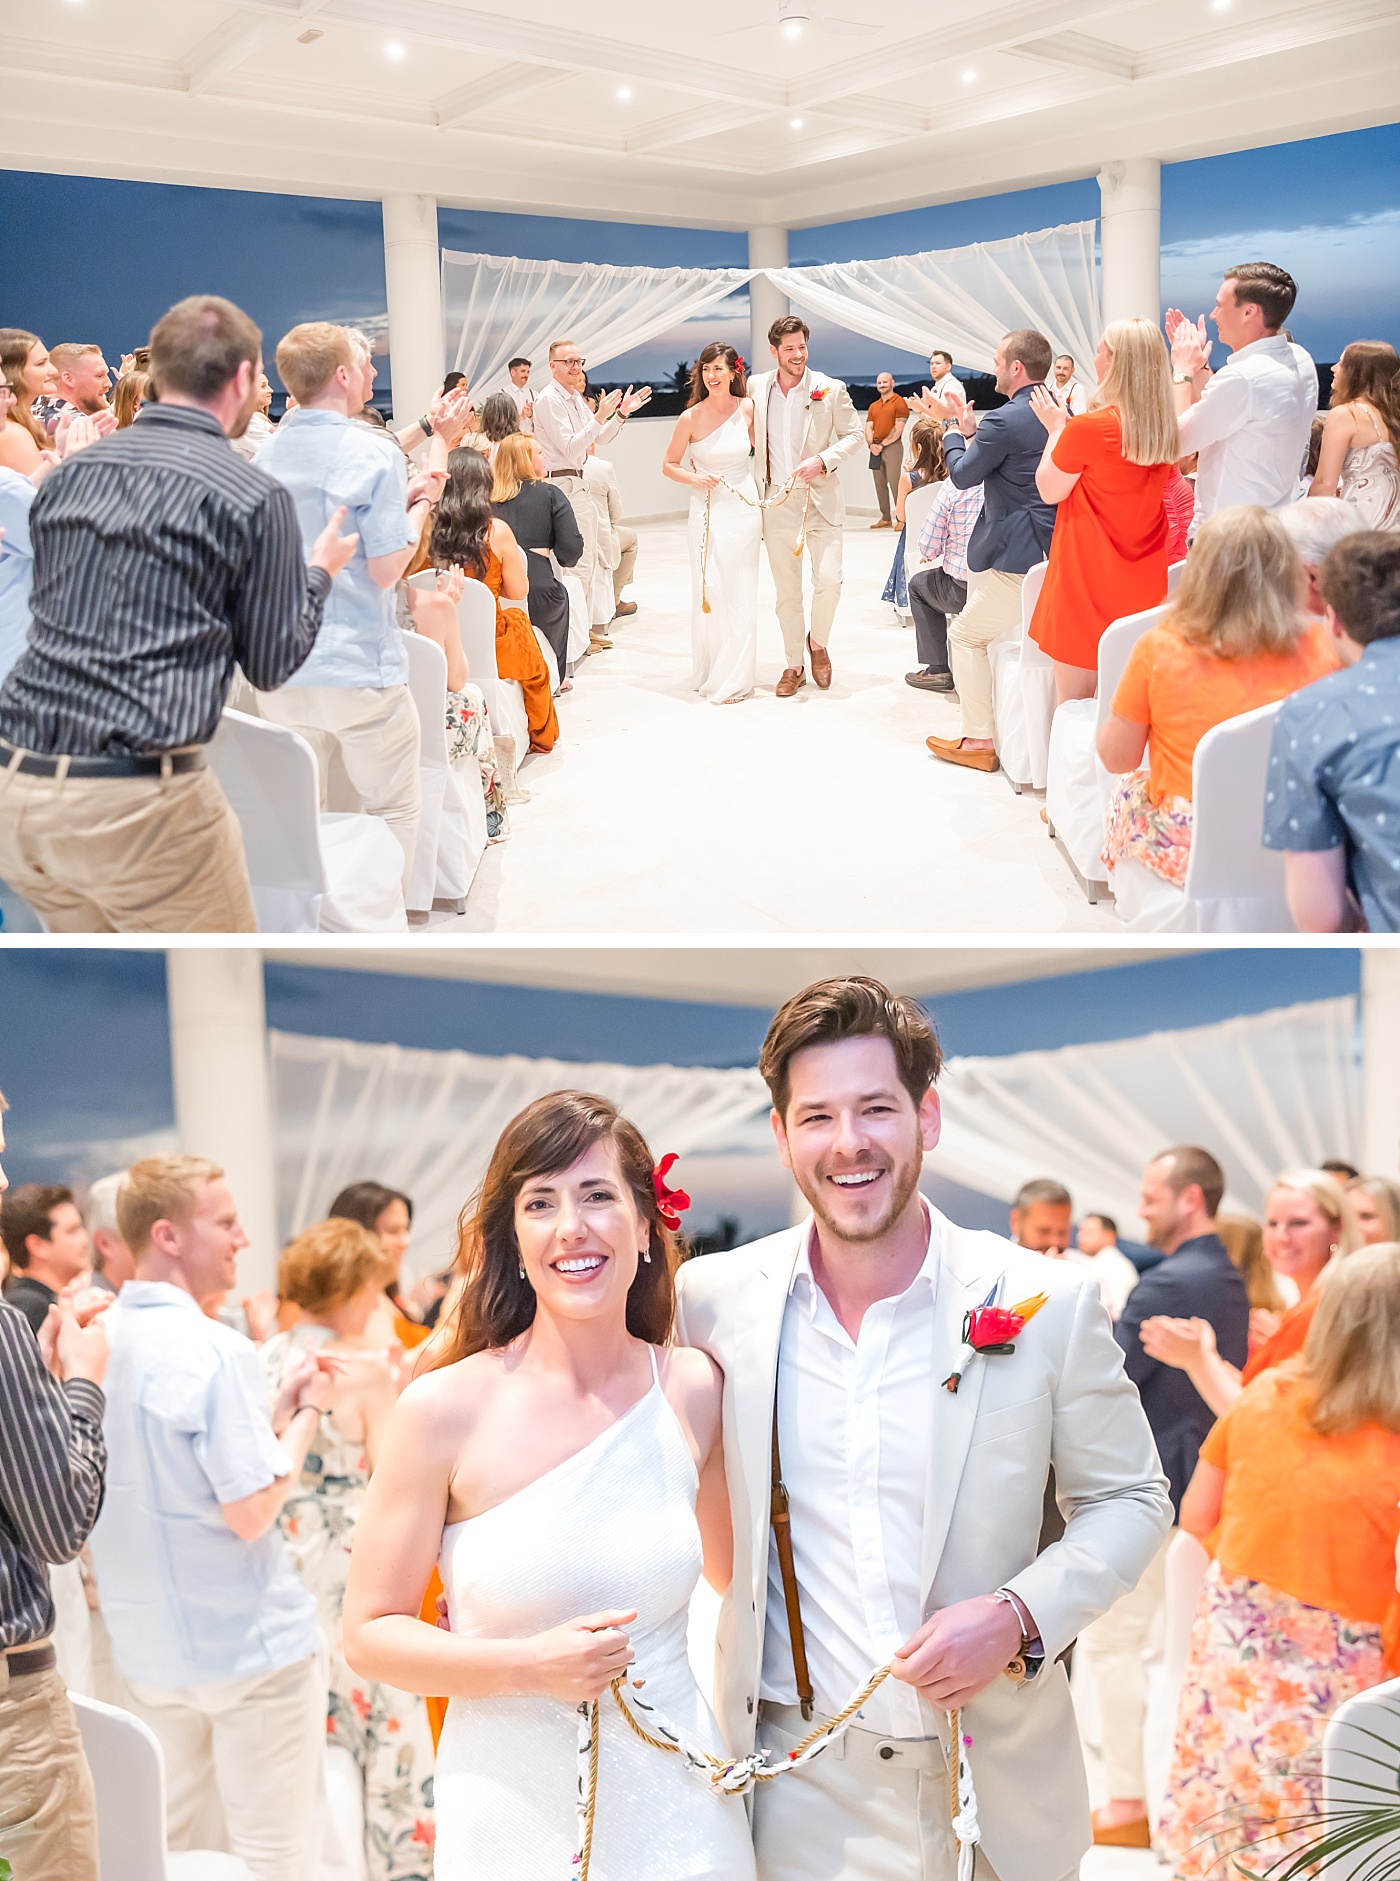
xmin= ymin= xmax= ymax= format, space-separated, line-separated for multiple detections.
xmin=434 ymin=1347 xmax=756 ymax=1880
xmin=687 ymin=406 xmax=761 ymax=703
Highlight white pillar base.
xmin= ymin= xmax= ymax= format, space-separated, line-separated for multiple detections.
xmin=382 ymin=191 xmax=444 ymax=428
xmin=166 ymin=950 xmax=279 ymax=1294
xmin=1098 ymin=159 xmax=1162 ymax=330
xmin=747 ymin=226 xmax=790 ymax=375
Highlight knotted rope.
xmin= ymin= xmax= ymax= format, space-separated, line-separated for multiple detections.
xmin=699 ymin=476 xmax=813 ymax=613
xmin=571 ymin=1665 xmax=981 ymax=1879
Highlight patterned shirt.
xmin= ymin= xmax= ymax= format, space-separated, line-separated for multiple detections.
xmin=915 ymin=478 xmax=984 ymax=582
xmin=0 ymin=1299 xmax=107 ymax=1649
xmin=0 ymin=403 xmax=331 ymax=756
xmin=1262 ymin=634 xmax=1400 ymax=932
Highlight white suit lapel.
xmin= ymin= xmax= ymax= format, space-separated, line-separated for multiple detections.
xmin=919 ymin=1217 xmax=1005 ymax=1608
xmin=733 ymin=1223 xmax=804 ymax=1613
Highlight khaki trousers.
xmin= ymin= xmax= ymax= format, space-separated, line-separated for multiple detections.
xmin=871 ymin=437 xmax=904 ymax=523
xmin=0 ymin=761 xmax=256 ymax=932
xmin=554 ymin=474 xmax=600 ymax=609
xmin=613 ymin=525 xmax=638 ymax=605
xmin=125 ymin=1650 xmax=327 ymax=1881
xmin=0 ymin=1662 xmax=100 ymax=1881
xmin=763 ymin=498 xmax=844 ymax=669
xmin=948 ymin=568 xmax=1024 ymax=741
xmin=259 ymin=682 xmax=421 ymax=889
xmin=1075 ymin=1528 xmax=1172 ymax=1801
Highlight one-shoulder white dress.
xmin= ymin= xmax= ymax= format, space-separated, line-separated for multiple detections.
xmin=687 ymin=406 xmax=761 ymax=704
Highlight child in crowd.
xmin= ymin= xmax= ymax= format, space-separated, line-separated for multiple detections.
xmin=1263 ymin=530 xmax=1400 ymax=931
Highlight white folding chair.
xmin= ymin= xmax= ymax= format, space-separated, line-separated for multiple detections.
xmin=401 ymin=631 xmax=450 ymax=918
xmin=1180 ymin=699 xmax=1295 ymax=931
xmin=898 ymin=483 xmax=939 ymax=622
xmin=989 ymin=560 xmax=1055 ymax=793
xmin=1323 ymin=1676 xmax=1400 ymax=1880
xmin=1144 ymin=1531 xmax=1211 ymax=1829
xmin=559 ymin=571 xmax=591 ymax=665
xmin=207 ymin=710 xmax=406 ymax=933
xmin=454 ymin=578 xmax=530 ymax=759
xmin=70 ymin=1692 xmax=253 ymax=1881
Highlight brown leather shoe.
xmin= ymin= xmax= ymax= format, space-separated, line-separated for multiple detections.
xmin=926 ymin=733 xmax=999 ymax=773
xmin=589 ymin=630 xmax=613 ymax=651
xmin=1092 ymin=1816 xmax=1152 ymax=1849
xmin=775 ymin=665 xmax=806 ymax=698
xmin=870 ymin=518 xmax=893 ymax=529
xmin=808 ymin=636 xmax=832 ymax=690
xmin=611 ymin=600 xmax=637 ymax=618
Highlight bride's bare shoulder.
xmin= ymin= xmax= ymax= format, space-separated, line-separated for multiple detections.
xmin=397 ymin=1347 xmax=504 ymax=1436
xmin=659 ymin=1341 xmax=723 ymax=1407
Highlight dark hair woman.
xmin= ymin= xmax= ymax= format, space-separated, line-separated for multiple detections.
xmin=0 ymin=328 xmax=56 ymax=473
xmin=1310 ymin=339 xmax=1400 ymax=528
xmin=429 ymin=449 xmax=559 ymax=751
xmin=327 ymin=1178 xmax=429 ymax=1351
xmin=478 ymin=391 xmax=521 ymax=446
xmin=686 ymin=341 xmax=747 ymax=407
xmin=881 ymin=416 xmax=948 ymax=615
xmin=341 ymin=1092 xmax=750 ymax=1881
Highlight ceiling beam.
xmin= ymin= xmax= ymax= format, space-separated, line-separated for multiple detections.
xmin=1132 ymin=0 xmax=1399 ymax=80
xmin=1010 ymin=32 xmax=1135 ymax=81
xmin=183 ymin=0 xmax=328 ymax=97
xmin=433 ymin=63 xmax=559 ymax=128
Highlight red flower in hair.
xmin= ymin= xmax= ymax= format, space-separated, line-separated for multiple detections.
xmin=653 ymin=1154 xmax=691 ymax=1232
xmin=734 ymin=354 xmax=746 ymax=373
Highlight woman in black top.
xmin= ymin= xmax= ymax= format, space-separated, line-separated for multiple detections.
xmin=490 ymin=432 xmax=584 ymax=684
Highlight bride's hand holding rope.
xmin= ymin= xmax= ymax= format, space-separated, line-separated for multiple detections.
xmin=525 ymin=1609 xmax=638 ymax=1704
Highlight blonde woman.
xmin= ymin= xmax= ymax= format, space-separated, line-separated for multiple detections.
xmin=1098 ymin=505 xmax=1338 ymax=911
xmin=1346 ymin=1173 xmax=1400 ymax=1245
xmin=1027 ymin=317 xmax=1180 ymax=702
xmin=111 ymin=370 xmax=150 ymax=429
xmin=489 ymin=431 xmax=584 ymax=685
xmin=0 ymin=329 xmax=57 ymax=473
xmin=1160 ymin=1245 xmax=1400 ymax=1880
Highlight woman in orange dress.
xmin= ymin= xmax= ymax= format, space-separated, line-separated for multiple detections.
xmin=1027 ymin=316 xmax=1179 ymax=701
xmin=428 ymin=448 xmax=559 ymax=753
xmin=1158 ymin=1243 xmax=1400 ymax=1880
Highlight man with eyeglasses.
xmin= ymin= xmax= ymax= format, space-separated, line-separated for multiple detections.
xmin=532 ymin=340 xmax=650 ymax=653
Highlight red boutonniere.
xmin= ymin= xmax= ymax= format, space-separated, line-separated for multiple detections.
xmin=807 ymin=385 xmax=829 ymax=404
xmin=653 ymin=1154 xmax=691 ymax=1232
xmin=943 ymin=1284 xmax=1049 ymax=1393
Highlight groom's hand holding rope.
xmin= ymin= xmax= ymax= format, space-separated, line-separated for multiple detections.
xmin=890 ymin=1594 xmax=1027 ymax=1708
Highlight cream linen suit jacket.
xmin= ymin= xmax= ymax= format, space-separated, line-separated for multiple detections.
xmin=673 ymin=1208 xmax=1172 ymax=1881
xmin=748 ymin=370 xmax=862 ymax=526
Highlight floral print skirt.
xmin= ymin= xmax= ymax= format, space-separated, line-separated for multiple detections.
xmin=445 ymin=682 xmax=508 ymax=842
xmin=1156 ymin=1561 xmax=1384 ymax=1881
xmin=1104 ymin=768 xmax=1194 ymax=888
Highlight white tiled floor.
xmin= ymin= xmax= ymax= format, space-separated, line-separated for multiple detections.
xmin=426 ymin=520 xmax=1119 ymax=933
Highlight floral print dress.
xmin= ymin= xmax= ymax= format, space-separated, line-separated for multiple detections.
xmin=263 ymin=1326 xmax=436 ymax=1880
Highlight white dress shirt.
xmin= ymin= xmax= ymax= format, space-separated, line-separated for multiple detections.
xmin=531 ymin=378 xmax=621 ymax=474
xmin=1178 ymin=333 xmax=1318 ymax=523
xmin=766 ymin=371 xmax=810 ymax=487
xmin=1064 ymin=1243 xmax=1140 ymax=1321
xmin=762 ymin=1211 xmax=938 ymax=1736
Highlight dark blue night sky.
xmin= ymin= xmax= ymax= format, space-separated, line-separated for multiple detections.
xmin=1 ymin=120 xmax=1396 ymax=392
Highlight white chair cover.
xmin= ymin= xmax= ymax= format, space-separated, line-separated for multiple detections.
xmin=455 ymin=578 xmax=529 ymax=760
xmin=899 ymin=483 xmax=939 ymax=620
xmin=1323 ymin=1676 xmax=1400 ymax=1880
xmin=560 ymin=571 xmax=592 ymax=664
xmin=990 ymin=560 xmax=1054 ymax=792
xmin=317 ymin=815 xmax=410 ymax=932
xmin=1180 ymin=699 xmax=1295 ymax=932
xmin=534 ymin=626 xmax=561 ymax=694
xmin=1144 ymin=1532 xmax=1211 ymax=1828
xmin=402 ymin=631 xmax=449 ymax=918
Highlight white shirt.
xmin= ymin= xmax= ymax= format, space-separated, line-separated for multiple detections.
xmin=1064 ymin=1243 xmax=1140 ymax=1321
xmin=762 ymin=1212 xmax=937 ymax=1736
xmin=1055 ymin=379 xmax=1088 ymax=417
xmin=531 ymin=378 xmax=621 ymax=474
xmin=88 ymin=1283 xmax=319 ymax=1689
xmin=503 ymin=379 xmax=534 ymax=432
xmin=1178 ymin=333 xmax=1318 ymax=523
xmin=766 ymin=370 xmax=810 ymax=486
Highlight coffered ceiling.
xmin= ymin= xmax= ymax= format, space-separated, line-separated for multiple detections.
xmin=1 ymin=0 xmax=1397 ymax=226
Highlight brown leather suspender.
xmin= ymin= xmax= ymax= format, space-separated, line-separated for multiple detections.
xmin=770 ymin=1396 xmax=815 ymax=1721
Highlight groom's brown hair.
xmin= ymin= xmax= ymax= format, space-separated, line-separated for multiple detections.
xmin=759 ymin=978 xmax=942 ymax=1119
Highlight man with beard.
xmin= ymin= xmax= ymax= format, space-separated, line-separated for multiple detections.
xmin=675 ymin=977 xmax=1171 ymax=1881
xmin=0 ymin=295 xmax=357 ymax=931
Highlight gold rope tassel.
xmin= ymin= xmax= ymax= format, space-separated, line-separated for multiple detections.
xmin=792 ymin=484 xmax=813 ymax=558
xmin=700 ymin=487 xmax=712 ymax=614
xmin=576 ymin=1697 xmax=601 ymax=1881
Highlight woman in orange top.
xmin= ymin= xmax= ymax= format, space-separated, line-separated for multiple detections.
xmin=1157 ymin=1243 xmax=1400 ymax=1880
xmin=1098 ymin=505 xmax=1338 ymax=910
xmin=429 ymin=449 xmax=559 ymax=753
xmin=1140 ymin=1168 xmax=1362 ymax=1414
xmin=1027 ymin=317 xmax=1179 ymax=699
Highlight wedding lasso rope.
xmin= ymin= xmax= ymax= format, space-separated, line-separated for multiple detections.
xmin=572 ymin=1664 xmax=981 ymax=1880
xmin=699 ymin=476 xmax=813 ymax=614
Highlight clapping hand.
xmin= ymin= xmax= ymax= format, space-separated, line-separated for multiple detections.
xmin=1028 ymin=384 xmax=1067 ymax=435
xmin=429 ymin=387 xmax=475 ymax=447
xmin=38 ymin=1288 xmax=110 ymax=1386
xmin=912 ymin=382 xmax=965 ymax=423
xmin=308 ymin=504 xmax=360 ymax=579
xmin=55 ymin=411 xmax=115 ymax=459
xmin=619 ymin=385 xmax=652 ymax=417
xmin=1166 ymin=310 xmax=1211 ymax=377
xmin=1139 ymin=1314 xmax=1216 ymax=1369
xmin=406 ymin=468 xmax=448 ymax=508
xmin=241 ymin=1288 xmax=281 ymax=1344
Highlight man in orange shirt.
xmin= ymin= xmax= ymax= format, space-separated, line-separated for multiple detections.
xmin=864 ymin=370 xmax=909 ymax=528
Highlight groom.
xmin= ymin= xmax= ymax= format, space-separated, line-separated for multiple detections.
xmin=749 ymin=317 xmax=862 ymax=696
xmin=674 ymin=977 xmax=1172 ymax=1881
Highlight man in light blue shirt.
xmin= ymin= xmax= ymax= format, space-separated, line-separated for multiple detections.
xmin=89 ymin=1155 xmax=333 ymax=1881
xmin=0 ymin=469 xmax=37 ymax=689
xmin=256 ymin=323 xmax=440 ymax=888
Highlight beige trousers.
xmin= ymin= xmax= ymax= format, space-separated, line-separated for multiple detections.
xmin=613 ymin=525 xmax=639 ymax=604
xmin=948 ymin=567 xmax=1024 ymax=741
xmin=0 ymin=761 xmax=256 ymax=932
xmin=259 ymin=681 xmax=421 ymax=889
xmin=1075 ymin=1528 xmax=1172 ymax=1801
xmin=871 ymin=437 xmax=904 ymax=522
xmin=554 ymin=474 xmax=600 ymax=609
xmin=125 ymin=1650 xmax=327 ymax=1881
xmin=763 ymin=497 xmax=844 ymax=669
xmin=0 ymin=1662 xmax=100 ymax=1881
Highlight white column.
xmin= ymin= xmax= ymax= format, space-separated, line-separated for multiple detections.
xmin=166 ymin=950 xmax=279 ymax=1293
xmin=747 ymin=225 xmax=790 ymax=374
xmin=1097 ymin=159 xmax=1161 ymax=330
xmin=382 ymin=191 xmax=445 ymax=428
xmin=1362 ymin=951 xmax=1400 ymax=1177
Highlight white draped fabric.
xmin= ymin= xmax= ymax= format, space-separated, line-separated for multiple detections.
xmin=441 ymin=250 xmax=753 ymax=394
xmin=767 ymin=222 xmax=1102 ymax=376
xmin=269 ymin=996 xmax=1358 ymax=1273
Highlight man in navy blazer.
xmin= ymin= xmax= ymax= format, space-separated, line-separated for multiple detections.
xmin=915 ymin=329 xmax=1057 ymax=775
xmin=1078 ymin=1144 xmax=1250 ymax=1849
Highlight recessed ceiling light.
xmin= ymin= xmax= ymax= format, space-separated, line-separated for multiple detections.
xmin=782 ymin=18 xmax=803 ymax=35
xmin=384 ymin=40 xmax=406 ymax=59
xmin=790 ymin=116 xmax=804 ymax=129
xmin=960 ymin=68 xmax=977 ymax=83
xmin=617 ymin=85 xmax=633 ymax=100
xmin=1210 ymin=0 xmax=1231 ymax=9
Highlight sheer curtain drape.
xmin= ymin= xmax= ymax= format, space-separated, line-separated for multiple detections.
xmin=441 ymin=251 xmax=753 ymax=394
xmin=270 ymin=997 xmax=1358 ymax=1270
xmin=768 ymin=222 xmax=1102 ymax=375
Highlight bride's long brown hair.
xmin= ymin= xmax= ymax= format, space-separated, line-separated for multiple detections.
xmin=687 ymin=342 xmax=747 ymax=408
xmin=427 ymin=1091 xmax=679 ymax=1368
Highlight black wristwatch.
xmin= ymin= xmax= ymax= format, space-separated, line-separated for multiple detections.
xmin=418 ymin=412 xmax=434 ymax=436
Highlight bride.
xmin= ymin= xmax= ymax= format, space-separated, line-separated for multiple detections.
xmin=342 ymin=1091 xmax=756 ymax=1881
xmin=663 ymin=342 xmax=761 ymax=704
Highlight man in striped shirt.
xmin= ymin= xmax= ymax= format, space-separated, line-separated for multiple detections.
xmin=0 ymin=1091 xmax=110 ymax=1881
xmin=0 ymin=295 xmax=358 ymax=933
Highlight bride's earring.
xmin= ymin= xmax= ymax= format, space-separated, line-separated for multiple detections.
xmin=518 ymin=1259 xmax=526 ymax=1280
xmin=641 ymin=1244 xmax=652 ymax=1265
